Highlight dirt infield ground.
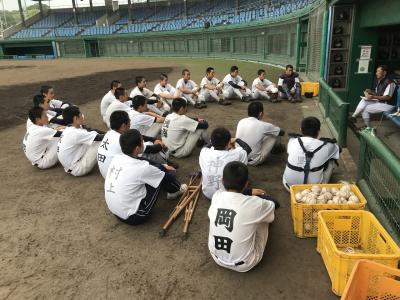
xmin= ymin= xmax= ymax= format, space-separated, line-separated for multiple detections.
xmin=0 ymin=58 xmax=348 ymax=299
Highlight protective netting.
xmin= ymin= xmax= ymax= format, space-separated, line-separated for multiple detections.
xmin=306 ymin=3 xmax=325 ymax=80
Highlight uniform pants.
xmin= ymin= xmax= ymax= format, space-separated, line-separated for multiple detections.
xmin=182 ymin=89 xmax=204 ymax=105
xmin=35 ymin=139 xmax=59 ymax=169
xmin=201 ymin=89 xmax=222 ymax=102
xmin=352 ymin=99 xmax=394 ymax=126
xmin=144 ymin=123 xmax=162 ymax=138
xmin=141 ymin=142 xmax=168 ymax=165
xmin=211 ymin=223 xmax=269 ymax=272
xmin=248 ymin=136 xmax=278 ymax=166
xmin=148 ymin=104 xmax=167 ymax=116
xmin=69 ymin=142 xmax=100 ymax=176
xmin=116 ymin=172 xmax=181 ymax=225
xmin=252 ymin=87 xmax=279 ymax=100
xmin=279 ymin=84 xmax=300 ymax=99
xmin=171 ymin=129 xmax=208 ymax=158
xmin=223 ymin=86 xmax=251 ymax=100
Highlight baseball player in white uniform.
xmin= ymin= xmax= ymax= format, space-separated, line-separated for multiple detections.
xmin=154 ymin=74 xmax=180 ymax=111
xmin=41 ymin=85 xmax=71 ymax=112
xmin=104 ymin=87 xmax=131 ymax=127
xmin=104 ymin=129 xmax=187 ymax=225
xmin=200 ymin=67 xmax=231 ymax=105
xmin=27 ymin=95 xmax=65 ymax=130
xmin=176 ymin=69 xmax=206 ymax=109
xmin=350 ymin=65 xmax=396 ymax=127
xmin=130 ymin=76 xmax=167 ymax=116
xmin=222 ymin=66 xmax=251 ymax=102
xmin=130 ymin=95 xmax=165 ymax=138
xmin=208 ymin=161 xmax=276 ymax=272
xmin=100 ymin=80 xmax=121 ymax=120
xmin=236 ymin=102 xmax=285 ymax=166
xmin=98 ymin=110 xmax=169 ymax=179
xmin=23 ymin=106 xmax=63 ymax=169
xmin=199 ymin=127 xmax=250 ymax=199
xmin=283 ymin=117 xmax=340 ymax=191
xmin=251 ymin=69 xmax=279 ymax=102
xmin=161 ymin=98 xmax=209 ymax=158
xmin=58 ymin=106 xmax=105 ymax=177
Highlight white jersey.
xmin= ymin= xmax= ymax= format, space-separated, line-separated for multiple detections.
xmin=100 ymin=90 xmax=116 ymax=118
xmin=22 ymin=124 xmax=58 ymax=165
xmin=176 ymin=78 xmax=198 ymax=91
xmin=49 ymin=99 xmax=64 ymax=109
xmin=283 ymin=137 xmax=340 ymax=186
xmin=104 ymin=154 xmax=165 ymax=220
xmin=97 ymin=130 xmax=122 ymax=179
xmin=161 ymin=112 xmax=198 ymax=151
xmin=223 ymin=74 xmax=244 ymax=90
xmin=199 ymin=146 xmax=248 ymax=199
xmin=208 ymin=190 xmax=275 ymax=265
xmin=200 ymin=76 xmax=220 ymax=89
xmin=26 ymin=110 xmax=59 ymax=130
xmin=252 ymin=78 xmax=273 ymax=92
xmin=154 ymin=83 xmax=175 ymax=96
xmin=130 ymin=86 xmax=153 ymax=99
xmin=129 ymin=110 xmax=156 ymax=134
xmin=57 ymin=126 xmax=98 ymax=172
xmin=236 ymin=117 xmax=280 ymax=161
xmin=104 ymin=100 xmax=131 ymax=128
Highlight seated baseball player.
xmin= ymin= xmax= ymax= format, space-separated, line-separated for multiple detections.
xmin=22 ymin=106 xmax=63 ymax=169
xmin=176 ymin=68 xmax=206 ymax=109
xmin=161 ymin=98 xmax=209 ymax=158
xmin=40 ymin=85 xmax=71 ymax=113
xmin=222 ymin=66 xmax=251 ymax=102
xmin=130 ymin=76 xmax=167 ymax=116
xmin=199 ymin=127 xmax=251 ymax=199
xmin=277 ymin=65 xmax=301 ymax=103
xmin=208 ymin=161 xmax=276 ymax=273
xmin=130 ymin=95 xmax=165 ymax=138
xmin=100 ymin=80 xmax=121 ymax=120
xmin=282 ymin=116 xmax=341 ymax=191
xmin=200 ymin=67 xmax=231 ymax=106
xmin=154 ymin=73 xmax=180 ymax=111
xmin=98 ymin=110 xmax=169 ymax=179
xmin=251 ymin=69 xmax=279 ymax=102
xmin=58 ymin=106 xmax=105 ymax=177
xmin=236 ymin=102 xmax=285 ymax=166
xmin=27 ymin=95 xmax=65 ymax=129
xmin=104 ymin=129 xmax=187 ymax=225
xmin=104 ymin=87 xmax=131 ymax=127
xmin=350 ymin=65 xmax=396 ymax=127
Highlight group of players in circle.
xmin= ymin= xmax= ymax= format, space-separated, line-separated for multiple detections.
xmin=22 ymin=64 xmax=341 ymax=272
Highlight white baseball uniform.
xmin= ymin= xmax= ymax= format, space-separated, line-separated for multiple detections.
xmin=22 ymin=124 xmax=60 ymax=169
xmin=176 ymin=78 xmax=203 ymax=105
xmin=130 ymin=86 xmax=166 ymax=116
xmin=222 ymin=74 xmax=251 ymax=100
xmin=104 ymin=153 xmax=165 ymax=220
xmin=129 ymin=109 xmax=161 ymax=138
xmin=49 ymin=99 xmax=69 ymax=110
xmin=251 ymin=77 xmax=278 ymax=100
xmin=104 ymin=100 xmax=132 ymax=128
xmin=161 ymin=112 xmax=207 ymax=158
xmin=200 ymin=76 xmax=223 ymax=102
xmin=236 ymin=117 xmax=281 ymax=166
xmin=199 ymin=146 xmax=248 ymax=199
xmin=154 ymin=83 xmax=178 ymax=110
xmin=26 ymin=110 xmax=59 ymax=130
xmin=208 ymin=190 xmax=275 ymax=272
xmin=282 ymin=137 xmax=340 ymax=190
xmin=57 ymin=126 xmax=100 ymax=176
xmin=100 ymin=90 xmax=116 ymax=119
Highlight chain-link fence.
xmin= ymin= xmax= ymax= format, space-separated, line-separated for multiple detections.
xmin=306 ymin=3 xmax=325 ymax=80
xmin=358 ymin=129 xmax=400 ymax=245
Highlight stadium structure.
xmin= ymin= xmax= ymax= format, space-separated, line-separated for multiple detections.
xmin=0 ymin=0 xmax=399 ymax=242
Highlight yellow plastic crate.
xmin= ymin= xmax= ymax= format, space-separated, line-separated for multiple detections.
xmin=341 ymin=260 xmax=400 ymax=300
xmin=290 ymin=184 xmax=367 ymax=238
xmin=317 ymin=210 xmax=400 ymax=296
xmin=300 ymin=82 xmax=319 ymax=96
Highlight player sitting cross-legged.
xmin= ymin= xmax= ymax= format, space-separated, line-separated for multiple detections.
xmin=22 ymin=106 xmax=63 ymax=169
xmin=27 ymin=94 xmax=66 ymax=129
xmin=100 ymin=80 xmax=122 ymax=120
xmin=104 ymin=129 xmax=187 ymax=225
xmin=208 ymin=161 xmax=278 ymax=272
xmin=98 ymin=110 xmax=170 ymax=179
xmin=161 ymin=98 xmax=209 ymax=158
xmin=104 ymin=87 xmax=131 ymax=127
xmin=278 ymin=64 xmax=301 ymax=103
xmin=57 ymin=106 xmax=105 ymax=177
xmin=176 ymin=68 xmax=206 ymax=109
xmin=251 ymin=69 xmax=279 ymax=103
xmin=200 ymin=67 xmax=231 ymax=106
xmin=40 ymin=85 xmax=71 ymax=113
xmin=199 ymin=127 xmax=251 ymax=199
xmin=222 ymin=65 xmax=252 ymax=102
xmin=154 ymin=74 xmax=180 ymax=111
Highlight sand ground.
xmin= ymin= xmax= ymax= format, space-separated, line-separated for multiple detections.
xmin=0 ymin=58 xmax=352 ymax=299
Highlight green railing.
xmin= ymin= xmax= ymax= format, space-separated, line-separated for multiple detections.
xmin=318 ymin=78 xmax=349 ymax=147
xmin=357 ymin=128 xmax=400 ymax=245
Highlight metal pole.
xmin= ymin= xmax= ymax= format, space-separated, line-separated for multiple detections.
xmin=235 ymin=0 xmax=239 ymax=15
xmin=184 ymin=0 xmax=187 ymax=18
xmin=128 ymin=0 xmax=132 ymax=23
xmin=18 ymin=0 xmax=26 ymax=27
xmin=89 ymin=0 xmax=93 ymax=12
xmin=1 ymin=0 xmax=7 ymax=28
xmin=319 ymin=5 xmax=329 ymax=78
xmin=71 ymin=0 xmax=78 ymax=25
xmin=39 ymin=0 xmax=43 ymax=17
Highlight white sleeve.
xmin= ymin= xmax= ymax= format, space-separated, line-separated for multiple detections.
xmin=265 ymin=79 xmax=273 ymax=87
xmin=140 ymin=164 xmax=165 ymax=188
xmin=176 ymin=79 xmax=183 ymax=89
xmin=222 ymin=74 xmax=230 ymax=84
xmin=327 ymin=143 xmax=340 ymax=160
xmin=144 ymin=88 xmax=154 ymax=98
xmin=295 ymin=77 xmax=300 ymax=83
xmin=40 ymin=126 xmax=58 ymax=140
xmin=182 ymin=116 xmax=199 ymax=132
xmin=190 ymin=80 xmax=198 ymax=89
xmin=77 ymin=130 xmax=98 ymax=146
xmin=383 ymin=83 xmax=396 ymax=97
xmin=50 ymin=99 xmax=63 ymax=109
xmin=129 ymin=88 xmax=139 ymax=98
xmin=130 ymin=112 xmax=155 ymax=127
xmin=278 ymin=78 xmax=284 ymax=86
xmin=200 ymin=77 xmax=207 ymax=88
xmin=258 ymin=198 xmax=275 ymax=223
xmin=153 ymin=85 xmax=162 ymax=95
xmin=262 ymin=122 xmax=281 ymax=136
xmin=232 ymin=147 xmax=248 ymax=164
